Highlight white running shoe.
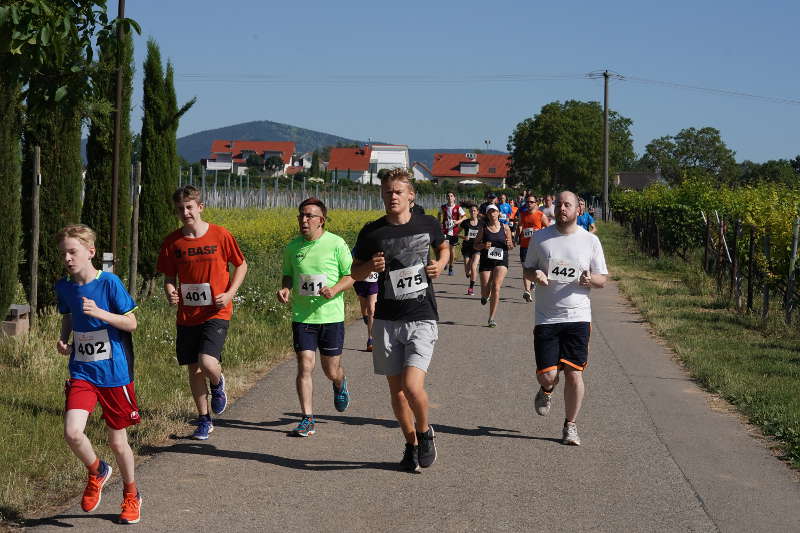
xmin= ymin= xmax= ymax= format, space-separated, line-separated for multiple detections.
xmin=562 ymin=422 xmax=581 ymax=446
xmin=534 ymin=387 xmax=552 ymax=416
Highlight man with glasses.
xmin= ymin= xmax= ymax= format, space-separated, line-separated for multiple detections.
xmin=516 ymin=193 xmax=549 ymax=302
xmin=277 ymin=198 xmax=355 ymax=437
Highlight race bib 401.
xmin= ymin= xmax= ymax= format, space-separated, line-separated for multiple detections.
xmin=181 ymin=283 xmax=212 ymax=307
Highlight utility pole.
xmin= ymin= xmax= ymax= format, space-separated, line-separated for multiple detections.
xmin=110 ymin=0 xmax=126 ymax=269
xmin=587 ymin=70 xmax=624 ymax=222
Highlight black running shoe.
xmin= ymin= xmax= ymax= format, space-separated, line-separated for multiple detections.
xmin=480 ymin=297 xmax=487 ymax=305
xmin=400 ymin=443 xmax=421 ymax=473
xmin=416 ymin=426 xmax=437 ymax=468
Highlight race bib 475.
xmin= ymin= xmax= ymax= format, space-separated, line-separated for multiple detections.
xmin=388 ymin=263 xmax=428 ymax=298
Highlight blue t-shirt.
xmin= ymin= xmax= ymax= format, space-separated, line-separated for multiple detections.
xmin=577 ymin=213 xmax=595 ymax=231
xmin=498 ymin=202 xmax=513 ymax=225
xmin=55 ymin=271 xmax=138 ymax=387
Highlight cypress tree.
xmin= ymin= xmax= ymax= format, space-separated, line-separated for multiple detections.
xmin=21 ymin=78 xmax=84 ymax=309
xmin=82 ymin=31 xmax=134 ymax=279
xmin=0 ymin=76 xmax=22 ymax=318
xmin=137 ymin=40 xmax=195 ymax=287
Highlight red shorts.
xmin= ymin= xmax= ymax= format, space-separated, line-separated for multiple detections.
xmin=64 ymin=379 xmax=141 ymax=430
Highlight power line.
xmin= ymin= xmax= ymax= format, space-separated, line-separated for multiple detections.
xmin=622 ymin=75 xmax=800 ymax=106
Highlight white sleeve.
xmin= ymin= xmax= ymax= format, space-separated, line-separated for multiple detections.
xmin=523 ymin=238 xmax=541 ymax=271
xmin=591 ymin=236 xmax=608 ymax=275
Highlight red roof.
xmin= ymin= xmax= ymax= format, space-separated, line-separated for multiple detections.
xmin=209 ymin=140 xmax=296 ymax=165
xmin=327 ymin=146 xmax=372 ymax=172
xmin=431 ymin=153 xmax=510 ymax=178
xmin=285 ymin=166 xmax=304 ymax=176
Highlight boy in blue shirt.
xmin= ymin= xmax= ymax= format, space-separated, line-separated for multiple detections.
xmin=55 ymin=224 xmax=141 ymax=524
xmin=576 ymin=198 xmax=597 ymax=233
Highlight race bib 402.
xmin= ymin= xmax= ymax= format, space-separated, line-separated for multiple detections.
xmin=73 ymin=329 xmax=111 ymax=362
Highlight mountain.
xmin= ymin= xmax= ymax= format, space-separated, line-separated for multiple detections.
xmin=175 ymin=120 xmax=505 ymax=169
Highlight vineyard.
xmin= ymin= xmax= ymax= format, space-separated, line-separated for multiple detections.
xmin=611 ymin=178 xmax=800 ymax=322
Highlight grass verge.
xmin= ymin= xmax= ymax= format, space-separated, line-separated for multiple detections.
xmin=601 ymin=221 xmax=800 ymax=467
xmin=0 ymin=208 xmax=382 ymax=525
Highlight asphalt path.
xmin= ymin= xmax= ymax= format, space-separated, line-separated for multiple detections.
xmin=31 ymin=257 xmax=800 ymax=532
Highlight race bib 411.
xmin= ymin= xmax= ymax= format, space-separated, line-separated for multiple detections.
xmin=299 ymin=274 xmax=327 ymax=296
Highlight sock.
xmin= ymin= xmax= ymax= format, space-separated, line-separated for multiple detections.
xmin=542 ymin=385 xmax=554 ymax=394
xmin=87 ymin=458 xmax=101 ymax=476
xmin=469 ymin=281 xmax=475 ymax=288
xmin=362 ymin=315 xmax=368 ymax=325
xmin=123 ymin=481 xmax=138 ymax=495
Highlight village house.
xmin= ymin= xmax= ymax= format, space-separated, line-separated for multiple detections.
xmin=328 ymin=144 xmax=410 ymax=184
xmin=203 ymin=140 xmax=296 ymax=176
xmin=431 ymin=152 xmax=510 ymax=188
xmin=411 ymin=161 xmax=433 ymax=181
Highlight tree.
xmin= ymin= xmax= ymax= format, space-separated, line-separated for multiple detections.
xmin=737 ymin=159 xmax=798 ymax=186
xmin=641 ymin=127 xmax=737 ymax=184
xmin=0 ymin=76 xmax=21 ymax=318
xmin=507 ymin=100 xmax=635 ymax=193
xmin=265 ymin=155 xmax=284 ymax=173
xmin=245 ymin=153 xmax=264 ymax=169
xmin=310 ymin=150 xmax=320 ymax=177
xmin=82 ymin=30 xmax=134 ymax=279
xmin=137 ymin=40 xmax=195 ymax=289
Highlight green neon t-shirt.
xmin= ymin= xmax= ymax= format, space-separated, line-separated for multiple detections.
xmin=282 ymin=231 xmax=352 ymax=324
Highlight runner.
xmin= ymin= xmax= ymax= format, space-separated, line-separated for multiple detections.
xmin=351 ymin=168 xmax=448 ymax=473
xmin=516 ymin=193 xmax=549 ymax=302
xmin=497 ymin=193 xmax=513 ymax=227
xmin=459 ymin=204 xmax=483 ymax=295
xmin=157 ymin=185 xmax=248 ymax=440
xmin=352 ymin=257 xmax=379 ymax=352
xmin=577 ymin=197 xmax=597 ymax=233
xmin=509 ymin=198 xmax=520 ymax=244
xmin=478 ymin=192 xmax=497 ymax=218
xmin=438 ymin=192 xmax=467 ymax=276
xmin=55 ymin=224 xmax=142 ymax=524
xmin=540 ymin=195 xmax=556 ymax=226
xmin=277 ymin=197 xmax=354 ymax=437
xmin=474 ymin=204 xmax=514 ymax=327
xmin=522 ymin=191 xmax=608 ymax=446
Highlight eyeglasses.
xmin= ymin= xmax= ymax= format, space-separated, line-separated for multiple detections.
xmin=297 ymin=213 xmax=323 ymax=220
xmin=526 ymin=201 xmax=536 ymax=204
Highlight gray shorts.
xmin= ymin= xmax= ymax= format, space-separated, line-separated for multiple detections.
xmin=372 ymin=319 xmax=438 ymax=376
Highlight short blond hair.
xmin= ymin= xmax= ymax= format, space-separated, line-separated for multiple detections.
xmin=172 ymin=185 xmax=202 ymax=205
xmin=380 ymin=168 xmax=415 ymax=192
xmin=56 ymin=224 xmax=96 ymax=249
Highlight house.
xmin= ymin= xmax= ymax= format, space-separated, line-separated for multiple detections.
xmin=411 ymin=161 xmax=433 ymax=181
xmin=431 ymin=152 xmax=510 ymax=188
xmin=292 ymin=152 xmax=314 ymax=170
xmin=613 ymin=171 xmax=666 ymax=191
xmin=203 ymin=140 xmax=296 ymax=176
xmin=328 ymin=144 xmax=410 ymax=184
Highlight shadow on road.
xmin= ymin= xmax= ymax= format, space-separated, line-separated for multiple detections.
xmin=23 ymin=513 xmax=119 ymax=528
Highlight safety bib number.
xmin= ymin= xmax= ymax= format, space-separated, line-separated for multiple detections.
xmin=366 ymin=271 xmax=379 ymax=282
xmin=548 ymin=258 xmax=579 ymax=283
xmin=73 ymin=329 xmax=111 ymax=362
xmin=523 ymin=227 xmax=534 ymax=238
xmin=445 ymin=219 xmax=455 ymax=229
xmin=389 ymin=264 xmax=428 ymax=297
xmin=299 ymin=274 xmax=327 ymax=296
xmin=488 ymin=247 xmax=504 ymax=260
xmin=181 ymin=283 xmax=212 ymax=306
xmin=467 ymin=229 xmax=478 ymax=240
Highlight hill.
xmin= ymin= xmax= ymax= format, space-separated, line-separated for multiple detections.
xmin=175 ymin=120 xmax=506 ymax=169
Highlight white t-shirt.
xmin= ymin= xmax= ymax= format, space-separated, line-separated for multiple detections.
xmin=540 ymin=206 xmax=556 ymax=226
xmin=441 ymin=204 xmax=466 ymax=236
xmin=523 ymin=225 xmax=608 ymax=325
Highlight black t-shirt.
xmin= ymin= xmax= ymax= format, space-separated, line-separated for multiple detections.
xmin=459 ymin=219 xmax=483 ymax=244
xmin=354 ymin=213 xmax=445 ymax=322
xmin=411 ymin=204 xmax=425 ymax=215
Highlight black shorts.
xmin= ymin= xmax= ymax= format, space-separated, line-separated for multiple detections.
xmin=353 ymin=280 xmax=379 ymax=297
xmin=292 ymin=321 xmax=345 ymax=356
xmin=519 ymin=246 xmax=528 ymax=264
xmin=176 ymin=318 xmax=230 ymax=365
xmin=461 ymin=242 xmax=475 ymax=258
xmin=479 ymin=249 xmax=509 ymax=272
xmin=533 ymin=322 xmax=591 ymax=373
xmin=446 ymin=235 xmax=459 ymax=246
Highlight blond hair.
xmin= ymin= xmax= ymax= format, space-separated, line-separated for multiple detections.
xmin=380 ymin=168 xmax=415 ymax=192
xmin=56 ymin=224 xmax=96 ymax=249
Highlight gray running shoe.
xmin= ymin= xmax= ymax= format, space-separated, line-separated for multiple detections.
xmin=400 ymin=443 xmax=421 ymax=473
xmin=562 ymin=422 xmax=581 ymax=446
xmin=416 ymin=426 xmax=437 ymax=468
xmin=488 ymin=319 xmax=497 ymax=328
xmin=534 ymin=387 xmax=552 ymax=416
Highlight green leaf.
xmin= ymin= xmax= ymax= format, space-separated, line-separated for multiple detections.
xmin=0 ymin=7 xmax=8 ymax=27
xmin=39 ymin=25 xmax=50 ymax=46
xmin=54 ymin=86 xmax=68 ymax=102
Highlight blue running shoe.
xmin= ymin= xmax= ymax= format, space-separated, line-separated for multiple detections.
xmin=192 ymin=415 xmax=213 ymax=440
xmin=210 ymin=374 xmax=227 ymax=415
xmin=292 ymin=416 xmax=315 ymax=437
xmin=333 ymin=377 xmax=350 ymax=412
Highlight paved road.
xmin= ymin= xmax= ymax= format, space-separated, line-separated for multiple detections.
xmin=31 ymin=260 xmax=800 ymax=532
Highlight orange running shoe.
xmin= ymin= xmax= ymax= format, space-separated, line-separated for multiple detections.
xmin=81 ymin=460 xmax=112 ymax=512
xmin=118 ymin=491 xmax=142 ymax=524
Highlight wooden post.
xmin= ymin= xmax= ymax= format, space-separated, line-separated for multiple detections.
xmin=128 ymin=162 xmax=141 ymax=298
xmin=747 ymin=226 xmax=755 ymax=313
xmin=762 ymin=233 xmax=770 ymax=322
xmin=703 ymin=215 xmax=711 ymax=273
xmin=731 ymin=220 xmax=740 ymax=307
xmin=785 ymin=217 xmax=799 ymax=324
xmin=29 ymin=146 xmax=41 ymax=330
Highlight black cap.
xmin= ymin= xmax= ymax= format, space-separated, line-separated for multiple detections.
xmin=487 ymin=192 xmax=496 ymax=199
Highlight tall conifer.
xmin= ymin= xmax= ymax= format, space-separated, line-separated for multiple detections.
xmin=0 ymin=76 xmax=21 ymax=317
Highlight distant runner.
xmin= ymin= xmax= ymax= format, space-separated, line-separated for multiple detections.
xmin=577 ymin=198 xmax=597 ymax=233
xmin=516 ymin=193 xmax=549 ymax=302
xmin=438 ymin=192 xmax=467 ymax=276
xmin=475 ymin=204 xmax=514 ymax=327
xmin=353 ymin=252 xmax=379 ymax=352
xmin=459 ymin=204 xmax=483 ymax=296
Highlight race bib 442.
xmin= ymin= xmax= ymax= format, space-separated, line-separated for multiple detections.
xmin=547 ymin=258 xmax=579 ymax=283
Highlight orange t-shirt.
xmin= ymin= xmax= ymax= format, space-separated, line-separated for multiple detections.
xmin=519 ymin=209 xmax=547 ymax=248
xmin=157 ymin=224 xmax=246 ymax=326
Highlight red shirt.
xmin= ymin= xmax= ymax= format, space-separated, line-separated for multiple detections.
xmin=519 ymin=210 xmax=547 ymax=248
xmin=157 ymin=224 xmax=245 ymax=326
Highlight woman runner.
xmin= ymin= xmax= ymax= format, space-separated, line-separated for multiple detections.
xmin=459 ymin=204 xmax=483 ymax=296
xmin=474 ymin=204 xmax=514 ymax=327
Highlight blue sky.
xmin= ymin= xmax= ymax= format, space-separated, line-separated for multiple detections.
xmin=126 ymin=0 xmax=799 ymax=162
